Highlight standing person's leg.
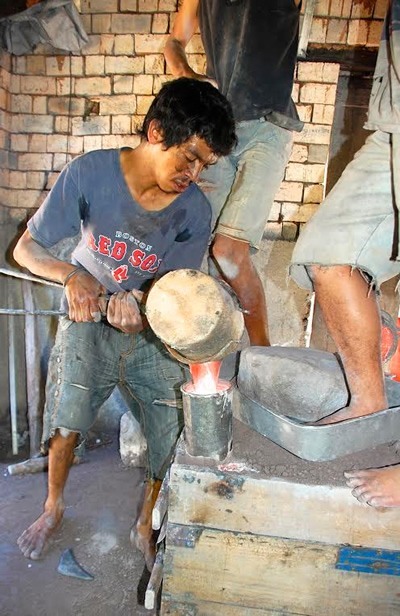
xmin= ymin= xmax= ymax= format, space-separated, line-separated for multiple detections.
xmin=211 ymin=234 xmax=269 ymax=345
xmin=291 ymin=130 xmax=400 ymax=423
xmin=125 ymin=328 xmax=188 ymax=570
xmin=18 ymin=429 xmax=78 ymax=559
xmin=202 ymin=119 xmax=293 ymax=345
xmin=342 ymin=132 xmax=400 ymax=506
xmin=309 ymin=265 xmax=386 ymax=423
xmin=18 ymin=319 xmax=120 ymax=559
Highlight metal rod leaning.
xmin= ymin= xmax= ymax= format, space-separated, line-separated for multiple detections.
xmin=0 ymin=267 xmax=62 ymax=288
xmin=0 ymin=308 xmax=65 ymax=316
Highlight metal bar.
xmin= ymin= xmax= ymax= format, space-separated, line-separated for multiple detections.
xmin=23 ymin=279 xmax=43 ymax=456
xmin=0 ymin=267 xmax=62 ymax=288
xmin=0 ymin=308 xmax=64 ymax=316
xmin=298 ymin=0 xmax=316 ymax=59
xmin=8 ymin=313 xmax=18 ymax=455
xmin=304 ymin=292 xmax=315 ymax=348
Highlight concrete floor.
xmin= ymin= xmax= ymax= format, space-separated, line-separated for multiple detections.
xmin=0 ymin=440 xmax=158 ymax=616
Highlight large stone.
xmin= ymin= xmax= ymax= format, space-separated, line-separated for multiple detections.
xmin=119 ymin=412 xmax=147 ymax=468
xmin=237 ymin=346 xmax=349 ymax=422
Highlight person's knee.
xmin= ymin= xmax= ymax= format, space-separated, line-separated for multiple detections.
xmin=210 ymin=234 xmax=251 ymax=280
xmin=307 ymin=264 xmax=352 ymax=284
xmin=50 ymin=428 xmax=79 ymax=451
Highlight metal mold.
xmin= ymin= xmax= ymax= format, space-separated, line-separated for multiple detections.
xmin=181 ymin=380 xmax=233 ymax=461
xmin=234 ymin=388 xmax=400 ymax=462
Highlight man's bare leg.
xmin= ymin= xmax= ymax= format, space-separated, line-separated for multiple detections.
xmin=211 ymin=233 xmax=269 ymax=346
xmin=310 ymin=265 xmax=387 ymax=424
xmin=131 ymin=478 xmax=162 ymax=571
xmin=344 ymin=466 xmax=400 ymax=507
xmin=17 ymin=429 xmax=78 ymax=559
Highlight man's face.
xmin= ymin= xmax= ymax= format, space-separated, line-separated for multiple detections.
xmin=156 ymin=135 xmax=218 ymax=195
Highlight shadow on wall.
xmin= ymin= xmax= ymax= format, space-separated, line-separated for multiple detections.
xmin=326 ymin=71 xmax=373 ymax=195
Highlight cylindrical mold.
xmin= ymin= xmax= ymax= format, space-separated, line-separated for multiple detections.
xmin=145 ymin=269 xmax=244 ymax=364
xmin=181 ymin=379 xmax=233 ymax=460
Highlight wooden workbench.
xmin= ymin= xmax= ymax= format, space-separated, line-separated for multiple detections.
xmin=161 ymin=418 xmax=400 ymax=615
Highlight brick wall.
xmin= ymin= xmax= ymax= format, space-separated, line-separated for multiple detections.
xmin=0 ymin=0 xmax=385 ymax=238
xmin=269 ymin=61 xmax=340 ymax=240
xmin=0 ymin=51 xmax=12 ymax=217
xmin=308 ymin=0 xmax=386 ymax=48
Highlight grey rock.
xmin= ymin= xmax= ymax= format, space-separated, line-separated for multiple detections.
xmin=57 ymin=548 xmax=94 ymax=581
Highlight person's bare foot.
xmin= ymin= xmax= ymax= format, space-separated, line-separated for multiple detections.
xmin=315 ymin=403 xmax=387 ymax=425
xmin=344 ymin=465 xmax=400 ymax=507
xmin=17 ymin=506 xmax=64 ymax=560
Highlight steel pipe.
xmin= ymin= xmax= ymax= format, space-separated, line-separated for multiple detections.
xmin=0 ymin=308 xmax=64 ymax=316
xmin=0 ymin=267 xmax=62 ymax=288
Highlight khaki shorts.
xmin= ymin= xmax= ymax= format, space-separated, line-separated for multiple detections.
xmin=200 ymin=117 xmax=293 ymax=250
xmin=290 ymin=130 xmax=400 ymax=291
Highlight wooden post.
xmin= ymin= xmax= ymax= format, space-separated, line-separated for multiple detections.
xmin=298 ymin=0 xmax=316 ymax=59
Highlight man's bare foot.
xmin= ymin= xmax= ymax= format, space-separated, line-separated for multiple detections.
xmin=17 ymin=508 xmax=63 ymax=560
xmin=315 ymin=403 xmax=387 ymax=425
xmin=344 ymin=465 xmax=400 ymax=507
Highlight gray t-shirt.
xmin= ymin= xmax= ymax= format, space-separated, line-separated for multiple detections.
xmin=28 ymin=148 xmax=212 ymax=294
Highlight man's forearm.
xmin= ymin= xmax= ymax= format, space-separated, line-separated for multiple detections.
xmin=13 ymin=229 xmax=75 ymax=285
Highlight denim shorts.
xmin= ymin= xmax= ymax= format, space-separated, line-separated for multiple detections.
xmin=290 ymin=130 xmax=400 ymax=291
xmin=200 ymin=118 xmax=293 ymax=249
xmin=42 ymin=317 xmax=189 ymax=479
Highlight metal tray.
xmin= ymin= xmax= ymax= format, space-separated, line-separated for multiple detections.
xmin=234 ymin=388 xmax=400 ymax=462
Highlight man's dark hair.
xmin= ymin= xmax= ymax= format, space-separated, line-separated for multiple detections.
xmin=139 ymin=77 xmax=237 ymax=157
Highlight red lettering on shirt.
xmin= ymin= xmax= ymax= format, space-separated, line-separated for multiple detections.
xmin=87 ymin=232 xmax=98 ymax=252
xmin=141 ymin=254 xmax=158 ymax=272
xmin=148 ymin=258 xmax=161 ymax=273
xmin=98 ymin=235 xmax=111 ymax=255
xmin=129 ymin=249 xmax=146 ymax=267
xmin=110 ymin=241 xmax=127 ymax=261
xmin=112 ymin=265 xmax=129 ymax=283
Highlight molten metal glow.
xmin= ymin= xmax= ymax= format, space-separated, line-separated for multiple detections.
xmin=189 ymin=361 xmax=222 ymax=395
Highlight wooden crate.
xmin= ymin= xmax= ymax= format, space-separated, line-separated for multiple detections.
xmin=161 ymin=420 xmax=400 ymax=615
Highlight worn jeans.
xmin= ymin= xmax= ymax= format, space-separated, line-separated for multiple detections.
xmin=42 ymin=317 xmax=188 ymax=479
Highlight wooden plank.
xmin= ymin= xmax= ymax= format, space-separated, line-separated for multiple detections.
xmin=145 ymin=543 xmax=165 ymax=610
xmin=161 ymin=597 xmax=297 ymax=615
xmin=162 ymin=527 xmax=400 ymax=616
xmin=153 ymin=472 xmax=169 ymax=530
xmin=298 ymin=0 xmax=316 ymax=59
xmin=168 ymin=465 xmax=400 ymax=550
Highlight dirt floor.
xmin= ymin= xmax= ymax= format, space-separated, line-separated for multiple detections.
xmin=0 ymin=436 xmax=158 ymax=616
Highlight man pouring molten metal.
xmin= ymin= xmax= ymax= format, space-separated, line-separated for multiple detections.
xmin=13 ymin=77 xmax=236 ymax=570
